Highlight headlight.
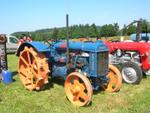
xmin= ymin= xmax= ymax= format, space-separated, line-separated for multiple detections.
xmin=116 ymin=49 xmax=122 ymax=57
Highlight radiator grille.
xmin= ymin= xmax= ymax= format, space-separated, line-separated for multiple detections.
xmin=97 ymin=52 xmax=108 ymax=75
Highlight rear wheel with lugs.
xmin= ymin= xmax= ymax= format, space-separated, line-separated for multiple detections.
xmin=18 ymin=47 xmax=50 ymax=90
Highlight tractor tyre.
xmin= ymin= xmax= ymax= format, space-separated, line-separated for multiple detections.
xmin=105 ymin=64 xmax=122 ymax=92
xmin=18 ymin=46 xmax=50 ymax=91
xmin=121 ymin=62 xmax=142 ymax=84
xmin=65 ymin=72 xmax=93 ymax=106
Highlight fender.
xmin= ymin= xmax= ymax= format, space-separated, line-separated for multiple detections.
xmin=16 ymin=41 xmax=50 ymax=56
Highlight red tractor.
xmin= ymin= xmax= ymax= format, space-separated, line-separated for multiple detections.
xmin=105 ymin=41 xmax=150 ymax=84
xmin=105 ymin=20 xmax=150 ymax=84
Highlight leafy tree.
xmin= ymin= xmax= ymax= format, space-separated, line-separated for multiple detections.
xmin=122 ymin=19 xmax=150 ymax=36
xmin=52 ymin=28 xmax=59 ymax=39
xmin=114 ymin=23 xmax=119 ymax=35
xmin=126 ymin=25 xmax=136 ymax=35
xmin=58 ymin=28 xmax=66 ymax=39
xmin=91 ymin=23 xmax=98 ymax=37
xmin=141 ymin=19 xmax=150 ymax=33
xmin=100 ymin=24 xmax=116 ymax=37
xmin=122 ymin=24 xmax=127 ymax=36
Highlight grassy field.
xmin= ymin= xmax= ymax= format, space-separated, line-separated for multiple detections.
xmin=0 ymin=54 xmax=150 ymax=113
xmin=72 ymin=36 xmax=130 ymax=42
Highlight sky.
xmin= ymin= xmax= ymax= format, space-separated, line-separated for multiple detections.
xmin=0 ymin=0 xmax=150 ymax=34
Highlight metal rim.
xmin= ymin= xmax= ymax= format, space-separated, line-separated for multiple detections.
xmin=18 ymin=47 xmax=49 ymax=90
xmin=105 ymin=64 xmax=122 ymax=92
xmin=65 ymin=72 xmax=93 ymax=106
xmin=122 ymin=67 xmax=138 ymax=84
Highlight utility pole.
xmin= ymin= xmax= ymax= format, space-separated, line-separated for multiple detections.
xmin=66 ymin=14 xmax=69 ymax=68
xmin=136 ymin=20 xmax=141 ymax=42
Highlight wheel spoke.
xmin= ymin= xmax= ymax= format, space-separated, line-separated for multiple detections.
xmin=73 ymin=93 xmax=79 ymax=101
xmin=32 ymin=60 xmax=38 ymax=71
xmin=31 ymin=65 xmax=38 ymax=75
xmin=20 ymin=56 xmax=29 ymax=67
xmin=33 ymin=64 xmax=38 ymax=71
xmin=79 ymin=83 xmax=86 ymax=91
xmin=19 ymin=68 xmax=28 ymax=77
xmin=27 ymin=74 xmax=33 ymax=80
xmin=27 ymin=51 xmax=31 ymax=65
xmin=73 ymin=76 xmax=79 ymax=85
xmin=108 ymin=72 xmax=117 ymax=84
xmin=70 ymin=84 xmax=77 ymax=94
xmin=106 ymin=81 xmax=114 ymax=91
xmin=20 ymin=72 xmax=27 ymax=79
xmin=25 ymin=81 xmax=32 ymax=86
xmin=79 ymin=92 xmax=88 ymax=101
xmin=107 ymin=71 xmax=113 ymax=77
xmin=68 ymin=83 xmax=73 ymax=89
xmin=29 ymin=59 xmax=38 ymax=78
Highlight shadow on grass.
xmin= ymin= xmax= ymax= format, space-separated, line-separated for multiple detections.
xmin=93 ymin=90 xmax=103 ymax=95
xmin=0 ymin=98 xmax=2 ymax=102
xmin=12 ymin=71 xmax=18 ymax=82
xmin=52 ymin=77 xmax=65 ymax=86
xmin=12 ymin=79 xmax=16 ymax=82
xmin=12 ymin=71 xmax=18 ymax=76
xmin=40 ymin=77 xmax=65 ymax=91
xmin=43 ymin=78 xmax=65 ymax=90
xmin=40 ymin=78 xmax=54 ymax=91
xmin=142 ymin=72 xmax=148 ymax=79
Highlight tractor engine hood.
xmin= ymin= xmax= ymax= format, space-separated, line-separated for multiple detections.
xmin=54 ymin=41 xmax=109 ymax=52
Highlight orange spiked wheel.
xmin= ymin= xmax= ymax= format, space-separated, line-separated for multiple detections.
xmin=65 ymin=72 xmax=93 ymax=106
xmin=105 ymin=64 xmax=122 ymax=92
xmin=18 ymin=47 xmax=49 ymax=91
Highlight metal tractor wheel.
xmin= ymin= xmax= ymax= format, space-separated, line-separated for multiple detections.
xmin=121 ymin=62 xmax=142 ymax=84
xmin=18 ymin=47 xmax=50 ymax=91
xmin=105 ymin=64 xmax=122 ymax=92
xmin=64 ymin=72 xmax=93 ymax=106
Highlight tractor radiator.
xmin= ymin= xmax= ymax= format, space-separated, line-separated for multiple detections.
xmin=97 ymin=52 xmax=108 ymax=76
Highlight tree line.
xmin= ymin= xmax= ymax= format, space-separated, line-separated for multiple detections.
xmin=12 ymin=19 xmax=150 ymax=41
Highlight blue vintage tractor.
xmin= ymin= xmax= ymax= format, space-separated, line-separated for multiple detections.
xmin=16 ymin=40 xmax=122 ymax=106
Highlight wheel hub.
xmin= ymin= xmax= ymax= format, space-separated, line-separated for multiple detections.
xmin=71 ymin=85 xmax=80 ymax=94
xmin=122 ymin=67 xmax=137 ymax=83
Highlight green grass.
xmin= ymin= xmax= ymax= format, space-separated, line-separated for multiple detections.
xmin=0 ymin=55 xmax=150 ymax=113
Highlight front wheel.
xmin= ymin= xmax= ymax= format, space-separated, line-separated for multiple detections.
xmin=105 ymin=64 xmax=122 ymax=92
xmin=64 ymin=72 xmax=93 ymax=106
xmin=121 ymin=62 xmax=142 ymax=84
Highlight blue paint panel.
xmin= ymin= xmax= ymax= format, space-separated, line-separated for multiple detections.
xmin=54 ymin=41 xmax=109 ymax=52
xmin=16 ymin=41 xmax=51 ymax=56
xmin=130 ymin=33 xmax=150 ymax=41
xmin=27 ymin=41 xmax=50 ymax=52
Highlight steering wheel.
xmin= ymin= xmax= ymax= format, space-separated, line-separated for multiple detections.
xmin=44 ymin=40 xmax=52 ymax=46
